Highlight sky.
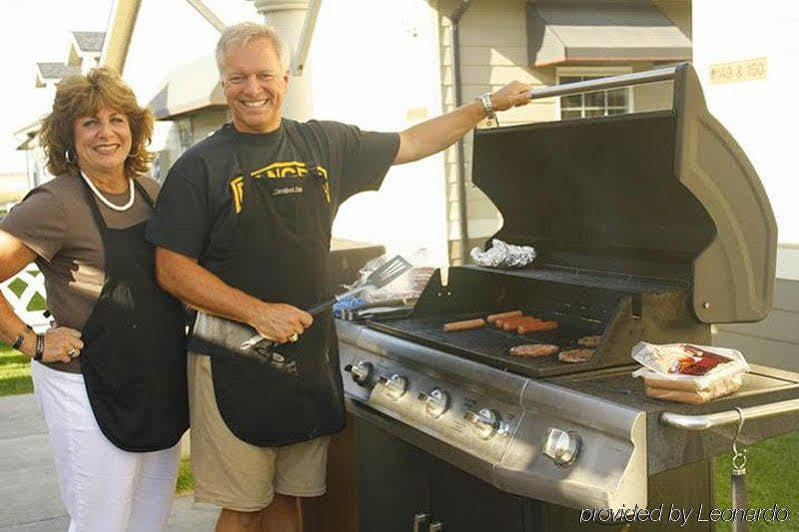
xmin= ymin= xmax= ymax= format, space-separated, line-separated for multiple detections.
xmin=0 ymin=0 xmax=113 ymax=174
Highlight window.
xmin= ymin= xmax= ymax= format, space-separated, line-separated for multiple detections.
xmin=556 ymin=67 xmax=633 ymax=120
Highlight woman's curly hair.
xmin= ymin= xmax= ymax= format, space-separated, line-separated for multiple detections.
xmin=40 ymin=67 xmax=154 ymax=179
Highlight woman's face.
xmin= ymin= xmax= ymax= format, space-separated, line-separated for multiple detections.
xmin=73 ymin=106 xmax=132 ymax=178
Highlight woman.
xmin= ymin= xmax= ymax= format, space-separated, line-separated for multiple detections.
xmin=0 ymin=67 xmax=188 ymax=531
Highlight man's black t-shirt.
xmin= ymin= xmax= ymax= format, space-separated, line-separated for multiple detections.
xmin=146 ymin=119 xmax=399 ymax=274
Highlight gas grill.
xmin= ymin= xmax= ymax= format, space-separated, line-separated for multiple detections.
xmin=336 ymin=64 xmax=799 ymax=532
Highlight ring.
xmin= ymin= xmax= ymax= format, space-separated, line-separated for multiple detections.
xmin=68 ymin=348 xmax=78 ymax=358
xmin=289 ymin=333 xmax=299 ymax=343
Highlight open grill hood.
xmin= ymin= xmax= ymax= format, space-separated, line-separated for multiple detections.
xmin=472 ymin=64 xmax=777 ymax=324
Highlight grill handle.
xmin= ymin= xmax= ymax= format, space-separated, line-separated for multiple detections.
xmin=528 ymin=66 xmax=678 ymax=100
xmin=659 ymin=398 xmax=799 ymax=431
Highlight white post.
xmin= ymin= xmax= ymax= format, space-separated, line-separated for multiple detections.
xmin=248 ymin=0 xmax=313 ymax=121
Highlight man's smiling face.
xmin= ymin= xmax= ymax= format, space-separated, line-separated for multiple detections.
xmin=222 ymin=37 xmax=289 ymax=134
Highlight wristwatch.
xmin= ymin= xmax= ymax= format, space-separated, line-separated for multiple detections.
xmin=477 ymin=92 xmax=495 ymax=121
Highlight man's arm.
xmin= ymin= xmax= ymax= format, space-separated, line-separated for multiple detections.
xmin=155 ymin=247 xmax=311 ymax=343
xmin=394 ymin=81 xmax=532 ymax=165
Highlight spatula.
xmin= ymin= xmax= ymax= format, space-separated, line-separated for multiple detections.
xmin=241 ymin=255 xmax=412 ymax=350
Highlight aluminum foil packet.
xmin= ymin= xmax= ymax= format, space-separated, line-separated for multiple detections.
xmin=470 ymin=239 xmax=537 ymax=269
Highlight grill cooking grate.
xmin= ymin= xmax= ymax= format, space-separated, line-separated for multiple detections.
xmin=367 ymin=309 xmax=604 ymax=378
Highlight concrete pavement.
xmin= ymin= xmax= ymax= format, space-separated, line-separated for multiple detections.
xmin=0 ymin=393 xmax=218 ymax=531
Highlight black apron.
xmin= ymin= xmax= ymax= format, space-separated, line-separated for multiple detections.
xmin=200 ymin=131 xmax=346 ymax=446
xmin=79 ymin=178 xmax=189 ymax=452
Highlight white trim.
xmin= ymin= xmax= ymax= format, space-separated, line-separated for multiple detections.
xmin=777 ymin=244 xmax=799 ymax=281
xmin=555 ymin=66 xmax=634 ymax=120
xmin=556 ymin=66 xmax=634 ymax=76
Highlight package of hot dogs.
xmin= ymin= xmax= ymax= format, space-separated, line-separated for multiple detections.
xmin=630 ymin=342 xmax=750 ymax=403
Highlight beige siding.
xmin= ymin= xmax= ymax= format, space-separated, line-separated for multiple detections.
xmin=191 ymin=108 xmax=229 ymax=142
xmin=437 ymin=0 xmax=557 ymax=265
xmin=152 ymin=108 xmax=230 ymax=183
xmin=652 ymin=0 xmax=692 ymax=41
xmin=437 ymin=0 xmax=685 ymax=265
xmin=633 ymin=62 xmax=674 ymax=112
xmin=714 ymin=279 xmax=799 ymax=372
xmin=635 ymin=1 xmax=690 ymax=112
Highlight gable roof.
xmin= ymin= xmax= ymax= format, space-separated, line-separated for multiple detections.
xmin=36 ymin=62 xmax=80 ymax=80
xmin=72 ymin=31 xmax=106 ymax=53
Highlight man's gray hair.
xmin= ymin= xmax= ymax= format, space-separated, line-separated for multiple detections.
xmin=216 ymin=22 xmax=291 ymax=76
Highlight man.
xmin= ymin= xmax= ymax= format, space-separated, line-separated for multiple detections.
xmin=147 ymin=22 xmax=532 ymax=532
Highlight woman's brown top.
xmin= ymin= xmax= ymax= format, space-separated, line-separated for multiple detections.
xmin=0 ymin=174 xmax=160 ymax=373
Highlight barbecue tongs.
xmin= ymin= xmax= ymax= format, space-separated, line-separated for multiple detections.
xmin=240 ymin=255 xmax=412 ymax=351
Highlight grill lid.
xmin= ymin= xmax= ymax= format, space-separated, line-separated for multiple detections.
xmin=472 ymin=64 xmax=776 ymax=324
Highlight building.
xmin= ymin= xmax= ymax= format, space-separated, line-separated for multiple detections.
xmin=16 ymin=32 xmax=107 ymax=190
xmin=436 ymin=0 xmax=691 ymax=264
xmin=16 ymin=0 xmax=690 ymax=266
xmin=0 ymin=173 xmax=28 ymax=212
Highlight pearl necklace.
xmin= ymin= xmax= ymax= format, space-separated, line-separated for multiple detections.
xmin=81 ymin=172 xmax=135 ymax=212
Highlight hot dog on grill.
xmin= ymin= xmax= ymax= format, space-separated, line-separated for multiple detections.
xmin=513 ymin=316 xmax=541 ymax=333
xmin=518 ymin=320 xmax=559 ymax=334
xmin=443 ymin=318 xmax=486 ymax=332
xmin=502 ymin=315 xmax=531 ymax=331
xmin=486 ymin=310 xmax=522 ymax=324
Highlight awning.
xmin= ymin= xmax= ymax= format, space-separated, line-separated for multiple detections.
xmin=148 ymin=53 xmax=227 ymax=120
xmin=527 ymin=1 xmax=691 ymax=67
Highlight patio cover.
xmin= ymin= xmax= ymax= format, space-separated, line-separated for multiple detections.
xmin=527 ymin=1 xmax=691 ymax=67
xmin=148 ymin=53 xmax=227 ymax=120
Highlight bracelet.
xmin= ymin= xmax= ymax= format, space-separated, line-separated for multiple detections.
xmin=12 ymin=334 xmax=25 ymax=350
xmin=478 ymin=92 xmax=495 ymax=121
xmin=34 ymin=334 xmax=44 ymax=361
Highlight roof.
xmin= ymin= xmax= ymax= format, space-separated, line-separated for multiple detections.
xmin=36 ymin=62 xmax=80 ymax=80
xmin=148 ymin=53 xmax=227 ymax=120
xmin=527 ymin=1 xmax=692 ymax=67
xmin=72 ymin=31 xmax=106 ymax=53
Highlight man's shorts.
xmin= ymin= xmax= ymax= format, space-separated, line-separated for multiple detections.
xmin=187 ymin=353 xmax=331 ymax=511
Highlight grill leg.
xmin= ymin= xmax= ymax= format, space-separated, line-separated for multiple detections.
xmin=646 ymin=459 xmax=713 ymax=531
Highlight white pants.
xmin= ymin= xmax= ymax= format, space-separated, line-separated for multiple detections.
xmin=32 ymin=361 xmax=181 ymax=532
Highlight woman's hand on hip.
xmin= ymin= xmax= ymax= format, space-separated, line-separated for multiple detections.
xmin=42 ymin=328 xmax=84 ymax=363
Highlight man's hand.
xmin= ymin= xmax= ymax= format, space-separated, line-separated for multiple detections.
xmin=489 ymin=81 xmax=533 ymax=112
xmin=248 ymin=302 xmax=313 ymax=344
xmin=155 ymin=248 xmax=315 ymax=345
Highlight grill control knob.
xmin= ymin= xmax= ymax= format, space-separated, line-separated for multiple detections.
xmin=418 ymin=389 xmax=450 ymax=418
xmin=379 ymin=374 xmax=408 ymax=399
xmin=343 ymin=360 xmax=373 ymax=386
xmin=412 ymin=513 xmax=430 ymax=532
xmin=542 ymin=427 xmax=582 ymax=467
xmin=464 ymin=408 xmax=510 ymax=440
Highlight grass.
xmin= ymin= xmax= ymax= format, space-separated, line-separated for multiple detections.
xmin=712 ymin=430 xmax=799 ymax=530
xmin=176 ymin=458 xmax=194 ymax=495
xmin=0 ymin=343 xmax=33 ymax=395
xmin=5 ymin=275 xmax=46 ymax=311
